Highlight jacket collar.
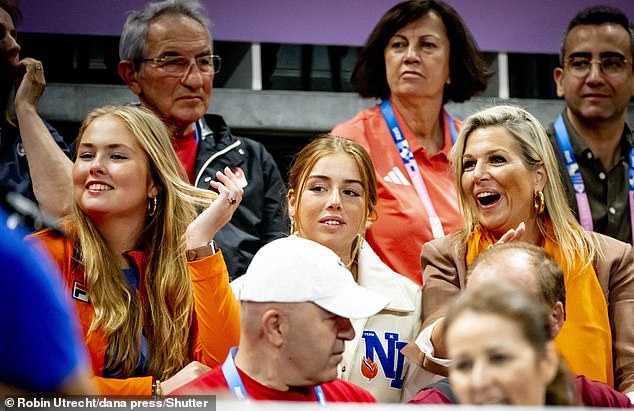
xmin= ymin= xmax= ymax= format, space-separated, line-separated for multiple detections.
xmin=356 ymin=242 xmax=417 ymax=313
xmin=123 ymin=250 xmax=147 ymax=297
xmin=123 ymin=250 xmax=146 ymax=274
xmin=197 ymin=114 xmax=235 ymax=145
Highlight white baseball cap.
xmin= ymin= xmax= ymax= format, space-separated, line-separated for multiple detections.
xmin=234 ymin=236 xmax=389 ymax=319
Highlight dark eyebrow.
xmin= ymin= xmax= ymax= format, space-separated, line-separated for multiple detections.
xmin=307 ymin=175 xmax=363 ymax=186
xmin=158 ymin=51 xmax=182 ymax=57
xmin=568 ymin=51 xmax=627 ymax=60
xmin=567 ymin=52 xmax=592 ymax=60
xmin=599 ymin=51 xmax=627 ymax=59
xmin=158 ymin=50 xmax=212 ymax=58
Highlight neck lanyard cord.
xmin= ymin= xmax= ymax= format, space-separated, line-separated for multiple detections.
xmin=380 ymin=99 xmax=457 ymax=239
xmin=554 ymin=114 xmax=634 ymax=243
xmin=221 ymin=347 xmax=327 ymax=406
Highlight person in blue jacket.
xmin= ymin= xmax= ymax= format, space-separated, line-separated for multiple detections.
xmin=0 ymin=206 xmax=96 ymax=395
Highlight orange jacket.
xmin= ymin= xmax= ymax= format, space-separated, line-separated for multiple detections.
xmin=29 ymin=229 xmax=240 ymax=396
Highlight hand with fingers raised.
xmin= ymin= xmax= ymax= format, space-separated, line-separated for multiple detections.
xmin=185 ymin=167 xmax=244 ymax=250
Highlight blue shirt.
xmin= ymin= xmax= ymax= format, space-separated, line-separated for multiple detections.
xmin=0 ymin=207 xmax=89 ymax=392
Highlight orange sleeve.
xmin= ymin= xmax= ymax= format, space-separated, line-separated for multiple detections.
xmin=93 ymin=376 xmax=152 ymax=396
xmin=188 ymin=250 xmax=240 ymax=368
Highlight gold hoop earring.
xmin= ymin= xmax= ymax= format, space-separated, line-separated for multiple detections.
xmin=533 ymin=191 xmax=545 ymax=215
xmin=148 ymin=196 xmax=158 ymax=217
xmin=348 ymin=232 xmax=365 ymax=269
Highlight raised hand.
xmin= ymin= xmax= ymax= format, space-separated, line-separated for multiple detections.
xmin=497 ymin=221 xmax=525 ymax=244
xmin=185 ymin=167 xmax=243 ymax=249
xmin=14 ymin=58 xmax=46 ymax=111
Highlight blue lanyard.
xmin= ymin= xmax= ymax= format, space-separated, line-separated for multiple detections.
xmin=447 ymin=111 xmax=458 ymax=145
xmin=221 ymin=347 xmax=248 ymax=400
xmin=221 ymin=346 xmax=327 ymax=405
xmin=380 ymin=99 xmax=456 ymax=239
xmin=554 ymin=114 xmax=634 ymax=242
xmin=194 ymin=121 xmax=200 ymax=145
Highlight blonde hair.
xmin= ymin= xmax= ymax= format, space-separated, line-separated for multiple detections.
xmin=66 ymin=105 xmax=216 ymax=379
xmin=287 ymin=134 xmax=378 ymax=265
xmin=450 ymin=105 xmax=600 ymax=271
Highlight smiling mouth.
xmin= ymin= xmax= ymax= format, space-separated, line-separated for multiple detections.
xmin=88 ymin=183 xmax=112 ymax=191
xmin=323 ymin=220 xmax=344 ymax=226
xmin=477 ymin=192 xmax=500 ymax=206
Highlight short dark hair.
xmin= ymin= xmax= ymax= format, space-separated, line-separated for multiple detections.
xmin=0 ymin=0 xmax=21 ymax=26
xmin=351 ymin=0 xmax=491 ymax=103
xmin=559 ymin=5 xmax=634 ymax=64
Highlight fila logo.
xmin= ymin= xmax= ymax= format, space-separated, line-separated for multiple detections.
xmin=361 ymin=330 xmax=406 ymax=389
xmin=383 ymin=167 xmax=410 ymax=186
xmin=72 ymin=280 xmax=89 ymax=303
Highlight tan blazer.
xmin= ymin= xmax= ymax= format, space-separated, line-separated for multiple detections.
xmin=420 ymin=231 xmax=634 ymax=394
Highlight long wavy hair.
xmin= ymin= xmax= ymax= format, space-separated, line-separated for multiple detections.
xmin=63 ymin=105 xmax=216 ymax=379
xmin=451 ymin=105 xmax=600 ymax=272
xmin=287 ymin=134 xmax=378 ymax=267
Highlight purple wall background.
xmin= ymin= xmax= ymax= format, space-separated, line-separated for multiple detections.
xmin=17 ymin=0 xmax=634 ymax=54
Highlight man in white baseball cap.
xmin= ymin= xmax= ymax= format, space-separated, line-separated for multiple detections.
xmin=173 ymin=236 xmax=389 ymax=403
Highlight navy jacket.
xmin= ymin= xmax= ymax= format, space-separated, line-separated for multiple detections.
xmin=195 ymin=114 xmax=288 ymax=279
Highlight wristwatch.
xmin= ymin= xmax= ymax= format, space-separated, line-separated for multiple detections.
xmin=186 ymin=241 xmax=217 ymax=261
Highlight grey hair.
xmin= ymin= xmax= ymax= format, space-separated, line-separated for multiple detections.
xmin=119 ymin=0 xmax=211 ymax=70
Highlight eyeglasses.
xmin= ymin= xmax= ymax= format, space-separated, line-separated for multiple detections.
xmin=565 ymin=55 xmax=632 ymax=78
xmin=142 ymin=54 xmax=221 ymax=75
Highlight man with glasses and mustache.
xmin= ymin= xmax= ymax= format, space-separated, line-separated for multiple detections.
xmin=117 ymin=0 xmax=287 ymax=279
xmin=549 ymin=5 xmax=634 ymax=244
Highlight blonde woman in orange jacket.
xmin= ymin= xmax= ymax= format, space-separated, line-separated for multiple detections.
xmin=29 ymin=105 xmax=241 ymax=396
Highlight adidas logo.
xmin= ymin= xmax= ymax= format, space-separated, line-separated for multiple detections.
xmin=383 ymin=167 xmax=410 ymax=185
